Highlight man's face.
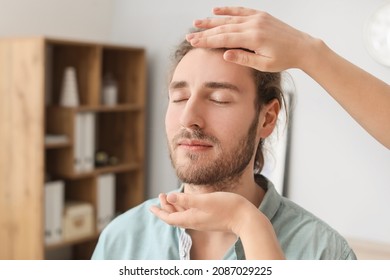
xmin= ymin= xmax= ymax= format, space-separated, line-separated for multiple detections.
xmin=165 ymin=48 xmax=260 ymax=187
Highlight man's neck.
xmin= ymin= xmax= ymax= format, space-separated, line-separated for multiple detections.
xmin=183 ymin=168 xmax=264 ymax=208
xmin=183 ymin=168 xmax=266 ymax=260
xmin=187 ymin=229 xmax=237 ymax=260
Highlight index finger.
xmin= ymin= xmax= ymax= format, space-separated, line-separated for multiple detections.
xmin=213 ymin=6 xmax=259 ymax=16
xmin=192 ymin=6 xmax=257 ymax=29
xmin=193 ymin=16 xmax=245 ymax=29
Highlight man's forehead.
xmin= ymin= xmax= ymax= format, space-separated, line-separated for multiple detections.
xmin=176 ymin=48 xmax=250 ymax=71
xmin=171 ymin=48 xmax=254 ymax=89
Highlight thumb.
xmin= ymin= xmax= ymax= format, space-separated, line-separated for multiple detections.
xmin=166 ymin=193 xmax=207 ymax=209
xmin=223 ymin=49 xmax=270 ymax=71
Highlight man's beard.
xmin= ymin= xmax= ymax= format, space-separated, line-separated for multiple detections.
xmin=168 ymin=115 xmax=259 ymax=191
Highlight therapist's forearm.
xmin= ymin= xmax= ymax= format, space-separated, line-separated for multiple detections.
xmin=234 ymin=203 xmax=285 ymax=260
xmin=301 ymin=38 xmax=390 ymax=149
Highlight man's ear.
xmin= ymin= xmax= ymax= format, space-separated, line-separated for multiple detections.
xmin=257 ymin=99 xmax=280 ymax=138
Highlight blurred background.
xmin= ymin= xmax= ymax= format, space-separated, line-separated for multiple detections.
xmin=0 ymin=0 xmax=389 ymax=259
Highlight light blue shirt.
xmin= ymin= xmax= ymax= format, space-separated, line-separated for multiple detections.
xmin=92 ymin=176 xmax=356 ymax=260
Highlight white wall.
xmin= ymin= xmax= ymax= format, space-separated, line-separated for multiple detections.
xmin=0 ymin=0 xmax=114 ymax=41
xmin=279 ymin=0 xmax=390 ymax=245
xmin=111 ymin=0 xmax=390 ymax=245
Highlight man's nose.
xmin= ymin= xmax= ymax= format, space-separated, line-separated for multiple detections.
xmin=179 ymin=96 xmax=205 ymax=129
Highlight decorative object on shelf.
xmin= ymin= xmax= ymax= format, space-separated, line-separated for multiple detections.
xmin=60 ymin=66 xmax=80 ymax=107
xmin=95 ymin=151 xmax=109 ymax=167
xmin=364 ymin=1 xmax=390 ymax=67
xmin=108 ymin=155 xmax=119 ymax=166
xmin=101 ymin=73 xmax=118 ymax=106
xmin=63 ymin=201 xmax=94 ymax=241
xmin=95 ymin=151 xmax=118 ymax=167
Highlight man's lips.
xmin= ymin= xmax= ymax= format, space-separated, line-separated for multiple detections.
xmin=177 ymin=139 xmax=213 ymax=150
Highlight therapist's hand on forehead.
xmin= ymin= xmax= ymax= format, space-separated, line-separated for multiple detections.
xmin=186 ymin=6 xmax=390 ymax=149
xmin=185 ymin=6 xmax=312 ymax=73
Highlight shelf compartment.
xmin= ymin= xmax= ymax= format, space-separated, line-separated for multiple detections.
xmin=46 ymin=40 xmax=100 ymax=107
xmin=102 ymin=46 xmax=146 ymax=107
xmin=96 ymin=110 xmax=143 ymax=166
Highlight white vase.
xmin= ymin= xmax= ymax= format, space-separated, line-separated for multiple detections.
xmin=60 ymin=67 xmax=79 ymax=107
xmin=102 ymin=73 xmax=118 ymax=106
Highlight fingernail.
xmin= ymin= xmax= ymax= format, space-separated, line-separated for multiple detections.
xmin=194 ymin=19 xmax=202 ymax=26
xmin=167 ymin=193 xmax=177 ymax=203
xmin=186 ymin=33 xmax=194 ymax=40
xmin=190 ymin=39 xmax=199 ymax=46
xmin=213 ymin=7 xmax=221 ymax=13
xmin=224 ymin=51 xmax=237 ymax=61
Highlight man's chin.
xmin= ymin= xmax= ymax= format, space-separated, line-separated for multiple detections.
xmin=175 ymin=168 xmax=213 ymax=185
xmin=173 ymin=155 xmax=211 ymax=167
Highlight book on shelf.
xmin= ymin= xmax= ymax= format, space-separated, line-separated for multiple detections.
xmin=74 ymin=112 xmax=96 ymax=173
xmin=44 ymin=180 xmax=65 ymax=245
xmin=97 ymin=173 xmax=116 ymax=232
xmin=83 ymin=112 xmax=96 ymax=172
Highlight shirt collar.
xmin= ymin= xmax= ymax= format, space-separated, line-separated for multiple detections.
xmin=256 ymin=174 xmax=282 ymax=222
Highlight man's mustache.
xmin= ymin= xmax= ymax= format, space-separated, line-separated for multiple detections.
xmin=172 ymin=128 xmax=219 ymax=145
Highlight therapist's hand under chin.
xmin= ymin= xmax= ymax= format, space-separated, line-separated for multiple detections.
xmin=151 ymin=192 xmax=249 ymax=233
xmin=150 ymin=191 xmax=285 ymax=259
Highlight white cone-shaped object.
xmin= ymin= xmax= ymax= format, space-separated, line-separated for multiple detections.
xmin=60 ymin=67 xmax=79 ymax=107
xmin=102 ymin=73 xmax=118 ymax=106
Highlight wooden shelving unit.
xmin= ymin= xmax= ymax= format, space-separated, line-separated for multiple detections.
xmin=0 ymin=37 xmax=146 ymax=259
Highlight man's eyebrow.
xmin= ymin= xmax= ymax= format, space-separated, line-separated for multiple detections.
xmin=204 ymin=82 xmax=240 ymax=92
xmin=169 ymin=81 xmax=188 ymax=90
xmin=169 ymin=81 xmax=240 ymax=92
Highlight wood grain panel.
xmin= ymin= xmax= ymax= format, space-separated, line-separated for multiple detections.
xmin=0 ymin=38 xmax=45 ymax=259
